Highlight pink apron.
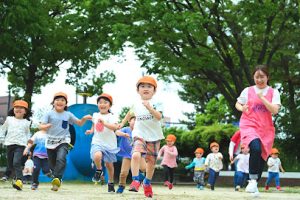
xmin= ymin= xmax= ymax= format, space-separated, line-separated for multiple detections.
xmin=240 ymin=86 xmax=275 ymax=161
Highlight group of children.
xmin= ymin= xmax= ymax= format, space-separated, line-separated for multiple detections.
xmin=0 ymin=74 xmax=285 ymax=198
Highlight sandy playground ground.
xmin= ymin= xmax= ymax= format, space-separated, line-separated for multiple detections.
xmin=0 ymin=182 xmax=299 ymax=200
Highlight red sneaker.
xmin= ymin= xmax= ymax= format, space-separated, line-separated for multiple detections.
xmin=276 ymin=186 xmax=281 ymax=191
xmin=265 ymin=185 xmax=269 ymax=191
xmin=129 ymin=180 xmax=140 ymax=192
xmin=164 ymin=181 xmax=170 ymax=186
xmin=168 ymin=183 xmax=173 ymax=190
xmin=143 ymin=184 xmax=153 ymax=198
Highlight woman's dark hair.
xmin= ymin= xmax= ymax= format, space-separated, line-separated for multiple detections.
xmin=7 ymin=107 xmax=33 ymax=120
xmin=52 ymin=96 xmax=68 ymax=111
xmin=252 ymin=65 xmax=269 ymax=77
xmin=253 ymin=64 xmax=270 ymax=85
xmin=96 ymin=96 xmax=112 ymax=113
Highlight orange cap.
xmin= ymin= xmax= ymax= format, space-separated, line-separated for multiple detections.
xmin=194 ymin=148 xmax=204 ymax=154
xmin=165 ymin=134 xmax=176 ymax=142
xmin=13 ymin=100 xmax=28 ymax=109
xmin=54 ymin=92 xmax=68 ymax=100
xmin=136 ymin=76 xmax=157 ymax=88
xmin=97 ymin=93 xmax=113 ymax=105
xmin=210 ymin=142 xmax=219 ymax=149
xmin=271 ymin=148 xmax=279 ymax=154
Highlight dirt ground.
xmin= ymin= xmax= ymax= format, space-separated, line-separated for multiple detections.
xmin=0 ymin=182 xmax=299 ymax=200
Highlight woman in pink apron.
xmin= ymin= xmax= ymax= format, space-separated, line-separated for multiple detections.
xmin=235 ymin=65 xmax=281 ymax=195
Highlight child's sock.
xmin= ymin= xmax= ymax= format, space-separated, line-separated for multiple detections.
xmin=143 ymin=178 xmax=151 ymax=185
xmin=132 ymin=176 xmax=140 ymax=182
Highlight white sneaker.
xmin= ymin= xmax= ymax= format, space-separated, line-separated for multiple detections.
xmin=245 ymin=179 xmax=258 ymax=193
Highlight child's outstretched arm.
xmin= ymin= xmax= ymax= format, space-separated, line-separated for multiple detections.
xmin=279 ymin=164 xmax=285 ymax=173
xmin=118 ymin=111 xmax=132 ymax=129
xmin=23 ymin=140 xmax=34 ymax=156
xmin=75 ymin=114 xmax=92 ymax=126
xmin=115 ymin=130 xmax=130 ymax=138
xmin=185 ymin=161 xmax=195 ymax=170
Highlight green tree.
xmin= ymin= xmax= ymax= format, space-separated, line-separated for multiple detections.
xmin=0 ymin=0 xmax=123 ymax=107
xmin=113 ymin=0 xmax=300 ymax=160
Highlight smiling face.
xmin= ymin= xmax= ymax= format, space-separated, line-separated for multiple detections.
xmin=253 ymin=69 xmax=269 ymax=89
xmin=137 ymin=83 xmax=156 ymax=100
xmin=53 ymin=97 xmax=67 ymax=112
xmin=166 ymin=140 xmax=175 ymax=147
xmin=13 ymin=106 xmax=27 ymax=119
xmin=97 ymin=98 xmax=111 ymax=114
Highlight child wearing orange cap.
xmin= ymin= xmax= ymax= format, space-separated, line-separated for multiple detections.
xmin=85 ymin=93 xmax=119 ymax=193
xmin=185 ymin=148 xmax=206 ymax=190
xmin=205 ymin=142 xmax=223 ymax=190
xmin=157 ymin=134 xmax=178 ymax=190
xmin=0 ymin=100 xmax=32 ymax=190
xmin=119 ymin=76 xmax=164 ymax=198
xmin=265 ymin=148 xmax=285 ymax=191
xmin=40 ymin=92 xmax=92 ymax=191
xmin=230 ymin=144 xmax=250 ymax=191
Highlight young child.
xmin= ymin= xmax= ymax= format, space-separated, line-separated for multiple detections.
xmin=85 ymin=93 xmax=119 ymax=193
xmin=205 ymin=142 xmax=223 ymax=190
xmin=185 ymin=148 xmax=206 ymax=190
xmin=231 ymin=144 xmax=250 ymax=191
xmin=115 ymin=116 xmax=146 ymax=193
xmin=119 ymin=76 xmax=164 ymax=198
xmin=22 ymin=154 xmax=34 ymax=184
xmin=0 ymin=100 xmax=32 ymax=190
xmin=40 ymin=92 xmax=92 ymax=191
xmin=265 ymin=148 xmax=285 ymax=191
xmin=23 ymin=130 xmax=51 ymax=190
xmin=157 ymin=134 xmax=178 ymax=190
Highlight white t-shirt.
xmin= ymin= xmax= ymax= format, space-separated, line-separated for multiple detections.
xmin=0 ymin=116 xmax=31 ymax=146
xmin=237 ymin=86 xmax=281 ymax=105
xmin=131 ymin=99 xmax=164 ymax=142
xmin=236 ymin=153 xmax=250 ymax=173
xmin=23 ymin=159 xmax=34 ymax=176
xmin=267 ymin=157 xmax=281 ymax=173
xmin=205 ymin=152 xmax=223 ymax=172
xmin=91 ymin=112 xmax=118 ymax=150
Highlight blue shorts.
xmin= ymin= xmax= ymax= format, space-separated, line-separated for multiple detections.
xmin=90 ymin=144 xmax=118 ymax=163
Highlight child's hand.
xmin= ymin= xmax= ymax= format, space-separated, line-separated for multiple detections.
xmin=84 ymin=115 xmax=93 ymax=120
xmin=85 ymin=130 xmax=93 ymax=135
xmin=117 ymin=122 xmax=124 ymax=129
xmin=281 ymin=169 xmax=285 ymax=173
xmin=142 ymin=100 xmax=152 ymax=110
xmin=123 ymin=133 xmax=130 ymax=138
xmin=23 ymin=148 xmax=29 ymax=156
xmin=241 ymin=104 xmax=249 ymax=113
xmin=43 ymin=123 xmax=52 ymax=130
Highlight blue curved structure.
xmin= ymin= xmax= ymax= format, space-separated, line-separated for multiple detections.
xmin=39 ymin=104 xmax=108 ymax=182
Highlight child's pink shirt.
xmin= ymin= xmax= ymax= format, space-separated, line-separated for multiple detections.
xmin=158 ymin=145 xmax=178 ymax=168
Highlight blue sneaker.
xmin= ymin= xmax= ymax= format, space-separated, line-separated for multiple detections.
xmin=196 ymin=184 xmax=201 ymax=189
xmin=116 ymin=185 xmax=125 ymax=193
xmin=199 ymin=185 xmax=204 ymax=190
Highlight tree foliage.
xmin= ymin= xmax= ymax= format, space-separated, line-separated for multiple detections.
xmin=0 ymin=0 xmax=124 ymax=107
xmin=112 ymin=0 xmax=300 ymax=160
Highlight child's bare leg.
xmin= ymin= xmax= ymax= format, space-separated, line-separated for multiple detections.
xmin=131 ymin=152 xmax=141 ymax=176
xmin=145 ymin=162 xmax=155 ymax=179
xmin=94 ymin=151 xmax=103 ymax=170
xmin=105 ymin=162 xmax=114 ymax=183
xmin=140 ymin=157 xmax=146 ymax=173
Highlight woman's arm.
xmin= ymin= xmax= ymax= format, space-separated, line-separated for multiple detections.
xmin=257 ymin=93 xmax=280 ymax=114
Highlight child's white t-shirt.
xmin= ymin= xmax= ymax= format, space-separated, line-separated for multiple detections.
xmin=131 ymin=99 xmax=164 ymax=142
xmin=236 ymin=153 xmax=250 ymax=173
xmin=267 ymin=157 xmax=281 ymax=173
xmin=0 ymin=116 xmax=31 ymax=146
xmin=205 ymin=152 xmax=223 ymax=172
xmin=91 ymin=112 xmax=118 ymax=150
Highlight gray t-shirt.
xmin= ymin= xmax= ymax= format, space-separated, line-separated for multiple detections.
xmin=41 ymin=110 xmax=78 ymax=149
